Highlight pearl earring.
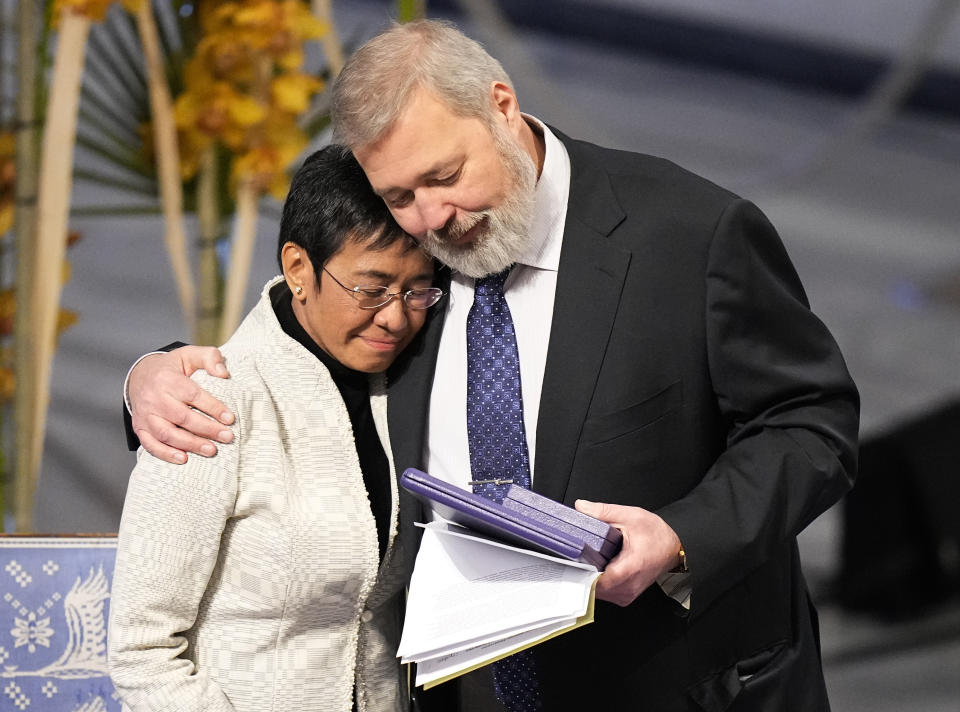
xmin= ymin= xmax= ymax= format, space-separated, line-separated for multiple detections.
xmin=295 ymin=286 xmax=303 ymax=295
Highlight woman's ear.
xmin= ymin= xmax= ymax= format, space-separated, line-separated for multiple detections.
xmin=280 ymin=242 xmax=314 ymax=300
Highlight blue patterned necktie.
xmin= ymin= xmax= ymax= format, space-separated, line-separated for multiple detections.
xmin=466 ymin=268 xmax=542 ymax=712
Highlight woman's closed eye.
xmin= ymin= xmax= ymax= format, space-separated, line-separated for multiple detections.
xmin=356 ymin=286 xmax=388 ymax=298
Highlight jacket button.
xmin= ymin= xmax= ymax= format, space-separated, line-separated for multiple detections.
xmin=361 ymin=610 xmax=374 ymax=623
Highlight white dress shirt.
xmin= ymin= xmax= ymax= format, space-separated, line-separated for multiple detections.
xmin=425 ymin=117 xmax=570 ymax=489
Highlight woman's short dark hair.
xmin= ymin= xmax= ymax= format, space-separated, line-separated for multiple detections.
xmin=276 ymin=145 xmax=418 ymax=281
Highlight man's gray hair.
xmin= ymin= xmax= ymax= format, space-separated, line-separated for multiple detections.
xmin=331 ymin=19 xmax=513 ymax=149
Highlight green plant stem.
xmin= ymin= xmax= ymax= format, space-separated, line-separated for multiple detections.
xmin=37 ymin=0 xmax=53 ymax=114
xmin=397 ymin=0 xmax=426 ymax=22
xmin=12 ymin=0 xmax=42 ymax=533
xmin=196 ymin=146 xmax=223 ymax=345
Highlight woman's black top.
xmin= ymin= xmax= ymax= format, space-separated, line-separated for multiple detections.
xmin=270 ymin=282 xmax=391 ymax=562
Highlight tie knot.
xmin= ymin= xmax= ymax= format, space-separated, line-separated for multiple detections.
xmin=474 ymin=268 xmax=510 ymax=297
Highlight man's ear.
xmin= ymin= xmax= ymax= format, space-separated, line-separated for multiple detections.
xmin=490 ymin=81 xmax=522 ymax=127
xmin=490 ymin=80 xmax=543 ymax=174
xmin=280 ymin=242 xmax=314 ymax=299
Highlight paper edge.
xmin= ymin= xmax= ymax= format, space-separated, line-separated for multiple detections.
xmin=419 ymin=576 xmax=599 ymax=689
xmin=415 ymin=520 xmax=598 ymax=572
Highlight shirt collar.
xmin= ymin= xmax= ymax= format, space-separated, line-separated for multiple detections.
xmin=514 ymin=115 xmax=570 ymax=273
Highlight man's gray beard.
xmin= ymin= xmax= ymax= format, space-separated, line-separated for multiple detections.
xmin=420 ymin=127 xmax=537 ymax=279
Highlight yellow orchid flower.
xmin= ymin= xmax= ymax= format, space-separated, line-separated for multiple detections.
xmin=163 ymin=2 xmax=331 ymax=196
xmin=259 ymin=111 xmax=309 ymax=152
xmin=175 ymin=82 xmax=264 ymax=138
xmin=1 ymin=131 xmax=14 ymax=236
xmin=0 ymin=205 xmax=13 ymax=237
xmin=184 ymin=55 xmax=218 ymax=94
xmin=271 ymin=74 xmax=324 ymax=114
xmin=277 ymin=47 xmax=304 ymax=72
xmin=231 ymin=116 xmax=307 ymax=196
xmin=221 ymin=124 xmax=249 ymax=153
xmin=201 ymin=1 xmax=242 ymax=32
xmin=233 ymin=0 xmax=327 ymax=56
xmin=58 ymin=309 xmax=80 ymax=335
xmin=0 ymin=289 xmax=14 ymax=325
xmin=195 ymin=31 xmax=257 ymax=84
xmin=53 ymin=0 xmax=118 ymax=23
xmin=0 ymin=289 xmax=77 ymax=341
xmin=226 ymin=91 xmax=267 ymax=127
xmin=281 ymin=0 xmax=328 ymax=41
xmin=0 ymin=367 xmax=14 ymax=403
xmin=231 ymin=144 xmax=285 ymax=193
xmin=232 ymin=1 xmax=277 ymax=28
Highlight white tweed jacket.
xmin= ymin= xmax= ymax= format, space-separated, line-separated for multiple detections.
xmin=109 ymin=278 xmax=410 ymax=712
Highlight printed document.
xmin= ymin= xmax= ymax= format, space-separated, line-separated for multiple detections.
xmin=399 ymin=521 xmax=600 ymax=688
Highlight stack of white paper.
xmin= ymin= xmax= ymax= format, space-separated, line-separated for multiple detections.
xmin=398 ymin=521 xmax=600 ymax=689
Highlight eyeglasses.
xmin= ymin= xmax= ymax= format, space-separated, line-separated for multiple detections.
xmin=322 ymin=267 xmax=445 ymax=310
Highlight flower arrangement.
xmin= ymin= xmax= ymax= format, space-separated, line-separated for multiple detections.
xmin=3 ymin=0 xmax=351 ymax=531
xmin=171 ymin=0 xmax=328 ymax=342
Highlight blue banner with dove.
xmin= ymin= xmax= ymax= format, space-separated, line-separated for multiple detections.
xmin=1 ymin=537 xmax=119 ymax=712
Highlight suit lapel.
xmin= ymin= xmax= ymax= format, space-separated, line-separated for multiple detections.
xmin=387 ymin=265 xmax=451 ymax=471
xmin=534 ymin=132 xmax=632 ymax=503
xmin=385 ymin=268 xmax=450 ymax=573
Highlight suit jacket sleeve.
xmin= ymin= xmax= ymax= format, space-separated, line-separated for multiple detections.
xmin=655 ymin=198 xmax=859 ymax=613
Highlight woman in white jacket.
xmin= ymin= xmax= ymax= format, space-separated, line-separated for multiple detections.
xmin=108 ymin=146 xmax=443 ymax=712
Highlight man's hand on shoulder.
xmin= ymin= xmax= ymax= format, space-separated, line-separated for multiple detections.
xmin=575 ymin=500 xmax=683 ymax=607
xmin=129 ymin=346 xmax=235 ymax=464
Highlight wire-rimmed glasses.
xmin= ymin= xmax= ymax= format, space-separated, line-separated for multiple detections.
xmin=322 ymin=267 xmax=445 ymax=310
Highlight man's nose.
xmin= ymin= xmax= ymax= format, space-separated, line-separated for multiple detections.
xmin=418 ymin=196 xmax=456 ymax=233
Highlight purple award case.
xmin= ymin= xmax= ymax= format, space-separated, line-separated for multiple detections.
xmin=400 ymin=468 xmax=610 ymax=569
xmin=501 ymin=485 xmax=623 ymax=560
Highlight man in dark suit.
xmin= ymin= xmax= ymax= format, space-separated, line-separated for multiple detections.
xmin=126 ymin=19 xmax=857 ymax=711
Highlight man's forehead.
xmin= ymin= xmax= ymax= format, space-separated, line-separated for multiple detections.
xmin=354 ymin=88 xmax=486 ymax=187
